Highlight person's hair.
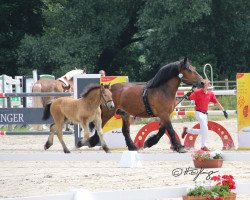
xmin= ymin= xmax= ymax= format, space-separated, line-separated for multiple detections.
xmin=203 ymin=79 xmax=211 ymax=88
xmin=99 ymin=70 xmax=106 ymax=77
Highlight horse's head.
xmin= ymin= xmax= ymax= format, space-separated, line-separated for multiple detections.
xmin=100 ymin=83 xmax=115 ymax=110
xmin=178 ymin=57 xmax=204 ymax=88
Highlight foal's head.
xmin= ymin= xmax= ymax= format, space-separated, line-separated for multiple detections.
xmin=178 ymin=57 xmax=204 ymax=88
xmin=100 ymin=83 xmax=115 ymax=110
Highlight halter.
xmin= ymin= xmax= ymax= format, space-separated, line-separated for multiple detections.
xmin=177 ymin=65 xmax=196 ymax=108
xmin=177 ymin=63 xmax=199 ymax=86
xmin=100 ymin=87 xmax=113 ymax=110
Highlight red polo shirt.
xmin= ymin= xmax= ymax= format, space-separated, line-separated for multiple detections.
xmin=189 ymin=89 xmax=218 ymax=112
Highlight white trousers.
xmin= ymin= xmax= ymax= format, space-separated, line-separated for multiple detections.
xmin=186 ymin=111 xmax=208 ymax=148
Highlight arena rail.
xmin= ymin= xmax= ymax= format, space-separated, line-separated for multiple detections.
xmin=0 ymin=92 xmax=72 ymax=98
xmin=1 ymin=152 xmax=250 ymax=162
xmin=0 ymin=183 xmax=249 ymax=200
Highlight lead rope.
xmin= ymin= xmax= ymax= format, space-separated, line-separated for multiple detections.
xmin=175 ymin=85 xmax=195 ymax=108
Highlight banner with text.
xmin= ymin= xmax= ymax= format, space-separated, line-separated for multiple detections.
xmin=237 ymin=73 xmax=250 ymax=149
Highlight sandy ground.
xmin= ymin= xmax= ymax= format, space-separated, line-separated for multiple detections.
xmin=0 ymin=119 xmax=249 ymax=199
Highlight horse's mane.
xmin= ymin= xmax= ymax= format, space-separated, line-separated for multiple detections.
xmin=80 ymin=84 xmax=100 ymax=98
xmin=147 ymin=60 xmax=181 ymax=88
xmin=62 ymin=69 xmax=85 ymax=80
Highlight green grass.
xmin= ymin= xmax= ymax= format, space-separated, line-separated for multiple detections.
xmin=0 ymin=126 xmax=30 ymax=131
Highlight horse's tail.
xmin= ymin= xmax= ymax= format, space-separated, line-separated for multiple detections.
xmin=32 ymin=83 xmax=43 ymax=108
xmin=42 ymin=103 xmax=52 ymax=120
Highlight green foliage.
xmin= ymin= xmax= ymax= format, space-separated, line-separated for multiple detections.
xmin=187 ymin=186 xmax=210 ymax=196
xmin=216 ymin=96 xmax=236 ymax=110
xmin=0 ymin=0 xmax=45 ymax=76
xmin=0 ymin=0 xmax=248 ymax=80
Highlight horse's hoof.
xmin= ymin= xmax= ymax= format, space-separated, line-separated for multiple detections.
xmin=44 ymin=142 xmax=51 ymax=150
xmin=103 ymin=146 xmax=110 ymax=153
xmin=64 ymin=150 xmax=71 ymax=153
xmin=128 ymin=145 xmax=138 ymax=151
xmin=177 ymin=147 xmax=187 ymax=153
xmin=76 ymin=141 xmax=83 ymax=148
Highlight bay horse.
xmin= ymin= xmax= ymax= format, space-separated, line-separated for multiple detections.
xmin=86 ymin=57 xmax=204 ymax=153
xmin=32 ymin=69 xmax=85 ymax=130
xmin=42 ymin=84 xmax=115 ymax=153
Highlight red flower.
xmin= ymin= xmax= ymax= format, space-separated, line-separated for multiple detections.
xmin=211 ymin=174 xmax=236 ymax=192
xmin=211 ymin=175 xmax=221 ymax=181
xmin=215 ymin=197 xmax=224 ymax=200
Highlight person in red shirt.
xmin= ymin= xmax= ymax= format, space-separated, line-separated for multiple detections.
xmin=181 ymin=79 xmax=228 ymax=151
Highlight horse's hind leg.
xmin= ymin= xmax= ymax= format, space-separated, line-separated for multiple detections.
xmin=119 ymin=110 xmax=138 ymax=151
xmin=44 ymin=124 xmax=55 ymax=150
xmin=55 ymin=122 xmax=70 ymax=153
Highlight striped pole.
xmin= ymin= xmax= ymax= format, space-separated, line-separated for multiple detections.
xmin=171 ymin=110 xmax=236 ymax=116
xmin=0 ymin=92 xmax=5 ymax=97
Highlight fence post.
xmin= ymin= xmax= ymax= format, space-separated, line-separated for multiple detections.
xmin=225 ymin=78 xmax=229 ymax=90
xmin=7 ymin=97 xmax=13 ymax=131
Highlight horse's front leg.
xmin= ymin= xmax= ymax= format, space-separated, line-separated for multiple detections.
xmin=88 ymin=106 xmax=116 ymax=147
xmin=164 ymin=121 xmax=186 ymax=153
xmin=76 ymin=122 xmax=90 ymax=148
xmin=93 ymin=113 xmax=110 ymax=153
xmin=118 ymin=109 xmax=138 ymax=151
xmin=144 ymin=125 xmax=165 ymax=148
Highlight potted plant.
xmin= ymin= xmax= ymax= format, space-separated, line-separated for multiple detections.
xmin=192 ymin=150 xmax=223 ymax=168
xmin=183 ymin=174 xmax=236 ymax=200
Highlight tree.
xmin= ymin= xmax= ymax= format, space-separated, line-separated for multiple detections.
xmin=17 ymin=0 xmax=249 ymax=81
xmin=0 ymin=0 xmax=44 ymax=76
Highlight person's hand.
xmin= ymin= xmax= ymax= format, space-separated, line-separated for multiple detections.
xmin=223 ymin=110 xmax=228 ymax=119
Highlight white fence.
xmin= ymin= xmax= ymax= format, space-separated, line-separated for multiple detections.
xmin=1 ymin=183 xmax=249 ymax=200
xmin=1 ymin=151 xmax=250 ymax=162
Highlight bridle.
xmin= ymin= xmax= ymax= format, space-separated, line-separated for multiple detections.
xmin=177 ymin=63 xmax=202 ymax=87
xmin=100 ymin=87 xmax=113 ymax=110
xmin=176 ymin=64 xmax=197 ymax=108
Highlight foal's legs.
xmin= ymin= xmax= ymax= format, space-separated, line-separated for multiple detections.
xmin=77 ymin=122 xmax=91 ymax=147
xmin=55 ymin=121 xmax=71 ymax=153
xmin=44 ymin=124 xmax=55 ymax=150
xmin=93 ymin=116 xmax=110 ymax=153
xmin=88 ymin=106 xmax=116 ymax=147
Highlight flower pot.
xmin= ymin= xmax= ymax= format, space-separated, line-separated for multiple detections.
xmin=224 ymin=192 xmax=236 ymax=200
xmin=182 ymin=195 xmax=208 ymax=200
xmin=182 ymin=193 xmax=236 ymax=200
xmin=193 ymin=159 xmax=223 ymax=168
